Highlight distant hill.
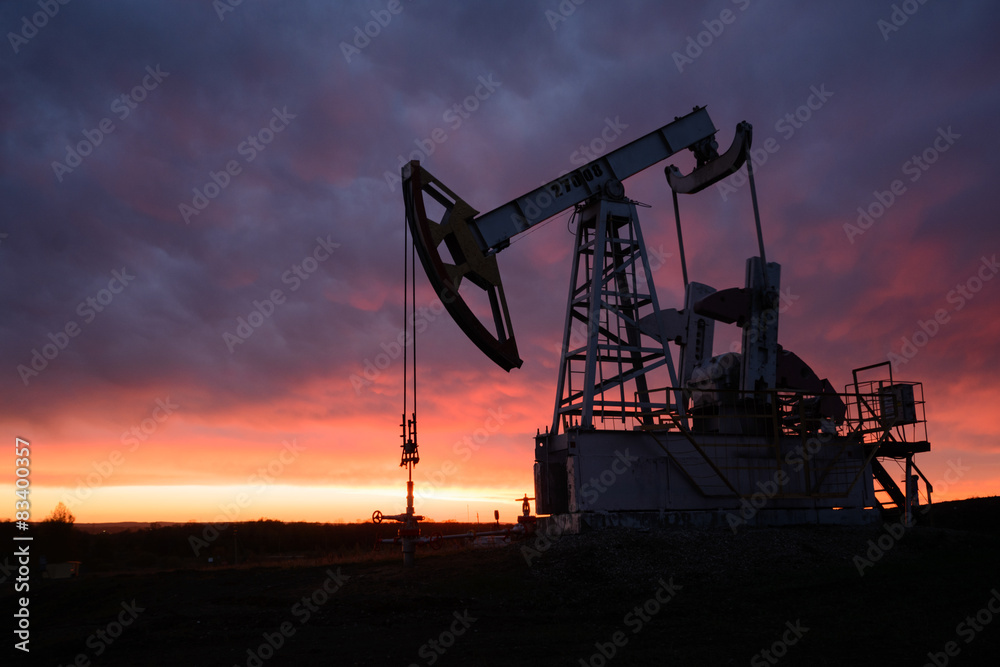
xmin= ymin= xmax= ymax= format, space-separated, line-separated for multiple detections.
xmin=926 ymin=495 xmax=1000 ymax=532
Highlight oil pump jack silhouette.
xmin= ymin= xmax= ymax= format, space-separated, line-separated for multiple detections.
xmin=379 ymin=105 xmax=931 ymax=548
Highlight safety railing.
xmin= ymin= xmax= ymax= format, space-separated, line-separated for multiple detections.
xmin=621 ymin=381 xmax=927 ymax=500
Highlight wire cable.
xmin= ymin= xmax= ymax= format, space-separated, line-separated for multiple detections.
xmin=402 ymin=217 xmax=408 ymax=435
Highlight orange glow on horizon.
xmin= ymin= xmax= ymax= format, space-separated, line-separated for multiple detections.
xmin=16 ymin=482 xmax=535 ymax=525
xmin=10 ymin=474 xmax=997 ymax=527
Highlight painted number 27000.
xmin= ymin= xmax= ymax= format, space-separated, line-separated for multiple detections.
xmin=548 ymin=163 xmax=604 ymax=198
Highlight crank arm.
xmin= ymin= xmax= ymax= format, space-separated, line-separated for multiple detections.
xmin=402 ymin=161 xmax=522 ymax=371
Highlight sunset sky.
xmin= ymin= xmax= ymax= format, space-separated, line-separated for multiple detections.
xmin=3 ymin=1 xmax=998 ymax=525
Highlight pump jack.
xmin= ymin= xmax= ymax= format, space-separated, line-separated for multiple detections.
xmin=401 ymin=105 xmax=933 ymax=531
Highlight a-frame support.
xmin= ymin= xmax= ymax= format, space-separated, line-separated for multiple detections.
xmin=551 ymin=196 xmax=678 ymax=434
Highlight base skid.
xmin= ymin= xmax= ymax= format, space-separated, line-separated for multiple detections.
xmin=538 ymin=507 xmax=880 ymax=535
xmin=534 ymin=427 xmax=876 ymax=517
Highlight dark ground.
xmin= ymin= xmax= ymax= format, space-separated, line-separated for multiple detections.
xmin=7 ymin=498 xmax=1000 ymax=666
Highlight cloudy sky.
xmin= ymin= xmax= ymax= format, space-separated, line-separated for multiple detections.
xmin=3 ymin=0 xmax=998 ymax=524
